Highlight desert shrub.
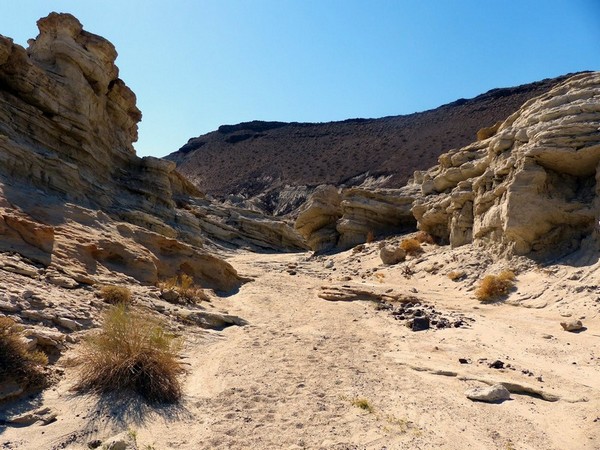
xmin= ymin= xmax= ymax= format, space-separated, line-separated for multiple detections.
xmin=414 ymin=231 xmax=435 ymax=245
xmin=160 ymin=274 xmax=208 ymax=304
xmin=76 ymin=305 xmax=183 ymax=403
xmin=99 ymin=285 xmax=132 ymax=305
xmin=0 ymin=317 xmax=48 ymax=388
xmin=447 ymin=271 xmax=465 ymax=281
xmin=374 ymin=272 xmax=385 ymax=283
xmin=475 ymin=270 xmax=516 ymax=302
xmin=400 ymin=238 xmax=423 ymax=256
xmin=351 ymin=397 xmax=374 ymax=413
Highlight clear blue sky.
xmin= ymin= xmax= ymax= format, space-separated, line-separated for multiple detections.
xmin=1 ymin=1 xmax=599 ymax=157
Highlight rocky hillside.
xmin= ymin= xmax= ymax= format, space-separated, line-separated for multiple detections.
xmin=295 ymin=72 xmax=600 ymax=259
xmin=167 ymin=73 xmax=582 ymax=214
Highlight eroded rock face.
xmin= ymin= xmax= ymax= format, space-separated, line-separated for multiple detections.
xmin=412 ymin=72 xmax=600 ymax=259
xmin=295 ymin=185 xmax=418 ymax=251
xmin=0 ymin=13 xmax=243 ymax=291
xmin=336 ymin=187 xmax=417 ymax=249
xmin=295 ymin=185 xmax=342 ymax=251
xmin=190 ymin=198 xmax=308 ymax=252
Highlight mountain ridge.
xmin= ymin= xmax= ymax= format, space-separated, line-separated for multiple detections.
xmin=167 ymin=72 xmax=587 ymax=215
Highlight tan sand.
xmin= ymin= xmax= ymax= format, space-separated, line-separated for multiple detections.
xmin=2 ymin=242 xmax=599 ymax=449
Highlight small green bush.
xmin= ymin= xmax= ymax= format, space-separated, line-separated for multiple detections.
xmin=76 ymin=305 xmax=183 ymax=403
xmin=351 ymin=397 xmax=374 ymax=413
xmin=0 ymin=317 xmax=48 ymax=389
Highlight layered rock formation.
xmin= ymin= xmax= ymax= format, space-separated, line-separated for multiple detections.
xmin=412 ymin=72 xmax=600 ymax=259
xmin=295 ymin=185 xmax=417 ymax=251
xmin=295 ymin=72 xmax=600 ymax=259
xmin=189 ymin=198 xmax=308 ymax=251
xmin=295 ymin=186 xmax=342 ymax=251
xmin=335 ymin=187 xmax=417 ymax=249
xmin=0 ymin=13 xmax=246 ymax=290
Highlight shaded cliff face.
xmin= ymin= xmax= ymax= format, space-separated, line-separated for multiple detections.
xmin=167 ymin=73 xmax=582 ymax=215
xmin=0 ymin=13 xmax=243 ymax=291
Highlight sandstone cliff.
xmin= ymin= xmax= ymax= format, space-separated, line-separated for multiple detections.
xmin=412 ymin=71 xmax=600 ymax=259
xmin=0 ymin=13 xmax=246 ymax=290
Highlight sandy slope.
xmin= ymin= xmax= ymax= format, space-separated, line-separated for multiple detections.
xmin=2 ymin=242 xmax=599 ymax=450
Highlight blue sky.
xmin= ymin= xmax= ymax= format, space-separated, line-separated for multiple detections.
xmin=1 ymin=1 xmax=599 ymax=157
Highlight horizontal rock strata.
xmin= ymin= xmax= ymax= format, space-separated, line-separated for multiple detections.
xmin=412 ymin=72 xmax=600 ymax=258
xmin=0 ymin=13 xmax=244 ymax=291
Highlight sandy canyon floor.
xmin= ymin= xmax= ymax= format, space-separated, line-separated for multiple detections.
xmin=1 ymin=240 xmax=600 ymax=450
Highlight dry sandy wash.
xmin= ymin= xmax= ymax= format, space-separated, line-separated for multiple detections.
xmin=2 ymin=238 xmax=599 ymax=450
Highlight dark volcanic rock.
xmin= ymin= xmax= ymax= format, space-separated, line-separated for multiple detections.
xmin=409 ymin=316 xmax=430 ymax=331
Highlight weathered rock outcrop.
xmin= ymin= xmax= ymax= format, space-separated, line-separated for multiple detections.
xmin=295 ymin=185 xmax=417 ymax=251
xmin=295 ymin=185 xmax=342 ymax=251
xmin=412 ymin=72 xmax=600 ymax=258
xmin=0 ymin=13 xmax=244 ymax=290
xmin=190 ymin=198 xmax=308 ymax=251
xmin=295 ymin=72 xmax=600 ymax=259
xmin=335 ymin=187 xmax=417 ymax=249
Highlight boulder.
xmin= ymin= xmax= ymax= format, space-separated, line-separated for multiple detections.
xmin=379 ymin=246 xmax=406 ymax=265
xmin=465 ymin=383 xmax=511 ymax=403
xmin=24 ymin=328 xmax=65 ymax=349
xmin=55 ymin=317 xmax=82 ymax=331
xmin=101 ymin=432 xmax=138 ymax=450
xmin=161 ymin=289 xmax=180 ymax=303
xmin=180 ymin=311 xmax=248 ymax=330
xmin=560 ymin=320 xmax=584 ymax=332
xmin=8 ymin=407 xmax=57 ymax=426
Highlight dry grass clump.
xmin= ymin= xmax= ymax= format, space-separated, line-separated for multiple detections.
xmin=447 ymin=270 xmax=465 ymax=281
xmin=414 ymin=231 xmax=435 ymax=245
xmin=0 ymin=317 xmax=48 ymax=388
xmin=475 ymin=270 xmax=516 ymax=302
xmin=76 ymin=305 xmax=183 ymax=403
xmin=160 ymin=274 xmax=208 ymax=304
xmin=99 ymin=285 xmax=132 ymax=305
xmin=374 ymin=272 xmax=386 ymax=283
xmin=351 ymin=397 xmax=374 ymax=413
xmin=400 ymin=238 xmax=423 ymax=256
